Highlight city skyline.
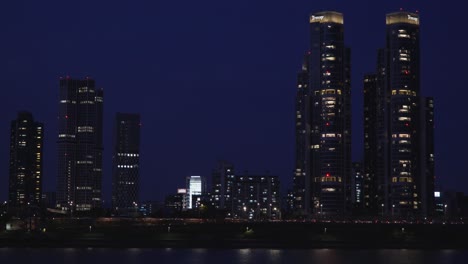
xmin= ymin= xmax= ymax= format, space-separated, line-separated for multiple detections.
xmin=0 ymin=1 xmax=466 ymax=204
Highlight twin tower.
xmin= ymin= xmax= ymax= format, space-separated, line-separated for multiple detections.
xmin=293 ymin=11 xmax=435 ymax=218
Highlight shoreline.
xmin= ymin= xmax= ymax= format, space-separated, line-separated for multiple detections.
xmin=2 ymin=222 xmax=467 ymax=249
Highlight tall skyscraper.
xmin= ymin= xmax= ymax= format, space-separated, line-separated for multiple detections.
xmin=56 ymin=77 xmax=104 ymax=214
xmin=294 ymin=11 xmax=352 ymax=216
xmin=293 ymin=53 xmax=309 ymax=215
xmin=9 ymin=112 xmax=43 ymax=208
xmin=112 ymin=113 xmax=141 ymax=215
xmin=364 ymin=12 xmax=435 ymax=217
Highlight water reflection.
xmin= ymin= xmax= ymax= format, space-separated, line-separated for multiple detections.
xmin=0 ymin=248 xmax=466 ymax=264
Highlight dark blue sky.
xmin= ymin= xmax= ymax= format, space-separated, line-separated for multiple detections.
xmin=1 ymin=0 xmax=466 ymax=204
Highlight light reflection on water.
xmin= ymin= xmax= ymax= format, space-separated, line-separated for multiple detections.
xmin=0 ymin=248 xmax=466 ymax=264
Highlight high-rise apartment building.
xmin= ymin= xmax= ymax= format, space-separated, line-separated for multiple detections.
xmin=293 ymin=54 xmax=309 ymax=214
xmin=235 ymin=174 xmax=281 ymax=220
xmin=364 ymin=12 xmax=435 ymax=217
xmin=211 ymin=162 xmax=281 ymax=219
xmin=9 ymin=112 xmax=43 ymax=208
xmin=211 ymin=161 xmax=235 ymax=214
xmin=294 ymin=11 xmax=352 ymax=216
xmin=112 ymin=113 xmax=141 ymax=215
xmin=56 ymin=77 xmax=104 ymax=214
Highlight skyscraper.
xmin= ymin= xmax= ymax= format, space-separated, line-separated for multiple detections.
xmin=56 ymin=77 xmax=104 ymax=214
xmin=293 ymin=53 xmax=309 ymax=215
xmin=112 ymin=113 xmax=141 ymax=215
xmin=9 ymin=112 xmax=43 ymax=208
xmin=364 ymin=12 xmax=435 ymax=217
xmin=294 ymin=11 xmax=352 ymax=216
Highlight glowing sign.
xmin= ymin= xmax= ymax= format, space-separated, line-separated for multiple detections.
xmin=434 ymin=191 xmax=440 ymax=198
xmin=310 ymin=15 xmax=324 ymax=22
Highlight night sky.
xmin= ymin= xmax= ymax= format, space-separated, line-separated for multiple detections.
xmin=1 ymin=0 xmax=466 ymax=205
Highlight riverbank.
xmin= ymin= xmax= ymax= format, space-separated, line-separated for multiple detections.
xmin=1 ymin=222 xmax=467 ymax=249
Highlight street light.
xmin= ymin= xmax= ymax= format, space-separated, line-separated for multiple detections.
xmin=133 ymin=201 xmax=138 ymax=217
xmin=69 ymin=201 xmax=74 ymax=218
xmin=27 ymin=202 xmax=31 ymax=231
xmin=381 ymin=203 xmax=384 ymax=217
xmin=444 ymin=204 xmax=448 ymax=220
xmin=320 ymin=204 xmax=323 ymax=216
xmin=392 ymin=204 xmax=395 ymax=217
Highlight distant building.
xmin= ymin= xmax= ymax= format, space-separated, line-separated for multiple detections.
xmin=284 ymin=189 xmax=295 ymax=216
xmin=185 ymin=176 xmax=204 ymax=209
xmin=41 ymin=191 xmax=56 ymax=209
xmin=211 ymin=161 xmax=236 ymax=213
xmin=139 ymin=201 xmax=163 ymax=217
xmin=293 ymin=54 xmax=309 ymax=215
xmin=363 ymin=73 xmax=381 ymax=215
xmin=234 ymin=173 xmax=281 ymax=220
xmin=165 ymin=192 xmax=185 ymax=214
xmin=437 ymin=191 xmax=468 ymax=219
xmin=211 ymin=161 xmax=281 ymax=220
xmin=9 ymin=112 xmax=43 ymax=208
xmin=112 ymin=113 xmax=141 ymax=215
xmin=56 ymin=77 xmax=104 ymax=214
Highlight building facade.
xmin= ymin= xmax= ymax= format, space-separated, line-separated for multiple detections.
xmin=56 ymin=77 xmax=104 ymax=214
xmin=351 ymin=162 xmax=364 ymax=210
xmin=235 ymin=174 xmax=281 ymax=220
xmin=211 ymin=162 xmax=281 ymax=219
xmin=294 ymin=11 xmax=352 ymax=216
xmin=364 ymin=12 xmax=435 ymax=218
xmin=112 ymin=113 xmax=141 ymax=215
xmin=185 ymin=176 xmax=203 ymax=209
xmin=9 ymin=112 xmax=43 ymax=208
xmin=293 ymin=54 xmax=309 ymax=215
xmin=211 ymin=161 xmax=236 ymax=215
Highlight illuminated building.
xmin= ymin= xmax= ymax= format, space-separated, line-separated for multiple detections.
xmin=363 ymin=71 xmax=386 ymax=214
xmin=211 ymin=161 xmax=235 ymax=214
xmin=56 ymin=77 xmax=104 ymax=214
xmin=293 ymin=53 xmax=309 ymax=214
xmin=9 ymin=112 xmax=43 ymax=208
xmin=294 ymin=11 xmax=352 ymax=216
xmin=211 ymin=161 xmax=281 ymax=219
xmin=186 ymin=176 xmax=203 ymax=209
xmin=235 ymin=174 xmax=280 ymax=220
xmin=364 ymin=12 xmax=435 ymax=217
xmin=351 ymin=162 xmax=364 ymax=208
xmin=112 ymin=113 xmax=141 ymax=215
